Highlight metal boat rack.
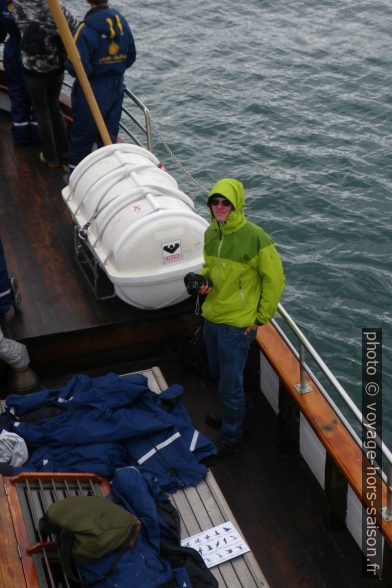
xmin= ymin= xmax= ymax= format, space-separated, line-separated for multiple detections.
xmin=73 ymin=226 xmax=116 ymax=300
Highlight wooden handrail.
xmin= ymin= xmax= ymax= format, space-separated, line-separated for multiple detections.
xmin=257 ymin=322 xmax=392 ymax=547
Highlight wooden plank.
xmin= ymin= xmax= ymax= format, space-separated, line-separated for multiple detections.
xmin=170 ymin=485 xmax=226 ymax=586
xmin=0 ymin=477 xmax=27 ymax=588
xmin=5 ymin=478 xmax=39 ymax=587
xmin=182 ymin=483 xmax=243 ymax=587
xmin=204 ymin=473 xmax=269 ymax=588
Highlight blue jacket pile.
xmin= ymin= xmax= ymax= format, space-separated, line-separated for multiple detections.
xmin=3 ymin=372 xmax=218 ymax=586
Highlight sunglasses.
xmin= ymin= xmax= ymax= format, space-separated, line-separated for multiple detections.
xmin=210 ymin=197 xmax=232 ymax=207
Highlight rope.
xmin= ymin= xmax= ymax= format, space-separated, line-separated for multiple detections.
xmin=149 ymin=114 xmax=209 ymax=196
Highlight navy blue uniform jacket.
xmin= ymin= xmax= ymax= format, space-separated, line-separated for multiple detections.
xmin=7 ymin=372 xmax=217 ymax=492
xmin=68 ymin=6 xmax=136 ymax=80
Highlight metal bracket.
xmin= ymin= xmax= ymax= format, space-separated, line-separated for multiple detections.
xmin=73 ymin=226 xmax=116 ymax=300
xmin=294 ymin=382 xmax=312 ymax=394
xmin=381 ymin=506 xmax=392 ymax=522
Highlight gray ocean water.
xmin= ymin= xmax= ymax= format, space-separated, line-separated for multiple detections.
xmin=69 ymin=0 xmax=391 ymax=446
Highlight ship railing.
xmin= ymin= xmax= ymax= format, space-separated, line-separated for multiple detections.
xmin=62 ymin=80 xmax=154 ymax=153
xmin=273 ymin=302 xmax=392 ymax=519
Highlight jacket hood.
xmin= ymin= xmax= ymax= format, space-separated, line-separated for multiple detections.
xmin=85 ymin=6 xmax=124 ymax=36
xmin=207 ymin=178 xmax=246 ymax=234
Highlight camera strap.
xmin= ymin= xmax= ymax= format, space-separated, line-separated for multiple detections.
xmin=195 ymin=292 xmax=201 ymax=315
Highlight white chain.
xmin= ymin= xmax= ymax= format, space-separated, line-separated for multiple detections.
xmin=149 ymin=114 xmax=209 ymax=195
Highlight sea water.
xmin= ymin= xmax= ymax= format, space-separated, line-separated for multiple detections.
xmin=67 ymin=0 xmax=391 ymax=448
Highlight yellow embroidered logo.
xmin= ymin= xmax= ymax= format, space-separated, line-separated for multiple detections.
xmin=109 ymin=41 xmax=119 ymax=56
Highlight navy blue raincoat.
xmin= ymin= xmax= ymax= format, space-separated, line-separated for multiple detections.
xmin=4 ymin=375 xmax=218 ymax=586
xmin=76 ymin=467 xmax=193 ymax=587
xmin=67 ymin=5 xmax=136 ymax=167
xmin=7 ymin=372 xmax=217 ymax=491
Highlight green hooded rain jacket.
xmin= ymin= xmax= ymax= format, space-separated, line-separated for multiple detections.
xmin=200 ymin=178 xmax=285 ymax=328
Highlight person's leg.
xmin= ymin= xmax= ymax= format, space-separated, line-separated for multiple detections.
xmin=100 ymin=76 xmax=124 ymax=144
xmin=0 ymin=327 xmax=38 ymax=392
xmin=0 ymin=239 xmax=13 ymax=316
xmin=0 ymin=326 xmax=29 ymax=370
xmin=68 ymin=83 xmax=99 ymax=169
xmin=46 ymin=72 xmax=68 ymax=159
xmin=24 ymin=74 xmax=59 ymax=166
xmin=4 ymin=61 xmax=33 ymax=146
xmin=215 ymin=324 xmax=257 ymax=445
xmin=202 ymin=319 xmax=220 ymax=385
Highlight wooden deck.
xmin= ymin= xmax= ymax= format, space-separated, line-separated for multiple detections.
xmin=0 ymin=108 xmax=196 ymax=376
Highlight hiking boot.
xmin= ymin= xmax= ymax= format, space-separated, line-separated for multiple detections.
xmin=212 ymin=435 xmax=242 ymax=458
xmin=9 ymin=366 xmax=39 ymax=393
xmin=205 ymin=409 xmax=222 ymax=430
xmin=10 ymin=276 xmax=21 ymax=312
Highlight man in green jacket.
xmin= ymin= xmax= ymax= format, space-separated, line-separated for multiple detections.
xmin=199 ymin=178 xmax=285 ymax=456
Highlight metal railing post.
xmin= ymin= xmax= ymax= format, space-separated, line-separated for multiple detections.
xmin=294 ymin=341 xmax=311 ymax=394
xmin=145 ymin=111 xmax=153 ymax=153
xmin=387 ymin=463 xmax=392 ymax=517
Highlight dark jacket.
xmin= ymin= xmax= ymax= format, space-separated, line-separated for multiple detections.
xmin=0 ymin=0 xmax=20 ymax=57
xmin=13 ymin=0 xmax=77 ymax=76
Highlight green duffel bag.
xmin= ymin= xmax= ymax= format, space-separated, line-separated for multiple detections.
xmin=39 ymin=495 xmax=141 ymax=584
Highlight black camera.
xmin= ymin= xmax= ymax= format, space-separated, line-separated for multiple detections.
xmin=184 ymin=273 xmax=212 ymax=295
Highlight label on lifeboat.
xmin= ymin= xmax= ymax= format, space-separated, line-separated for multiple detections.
xmin=161 ymin=240 xmax=183 ymax=263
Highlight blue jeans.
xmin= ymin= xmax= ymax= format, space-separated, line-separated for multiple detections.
xmin=203 ymin=319 xmax=257 ymax=444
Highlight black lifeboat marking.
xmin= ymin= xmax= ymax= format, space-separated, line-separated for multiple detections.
xmin=163 ymin=243 xmax=180 ymax=254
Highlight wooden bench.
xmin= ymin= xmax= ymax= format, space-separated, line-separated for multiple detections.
xmin=0 ymin=367 xmax=268 ymax=588
xmin=141 ymin=366 xmax=269 ymax=588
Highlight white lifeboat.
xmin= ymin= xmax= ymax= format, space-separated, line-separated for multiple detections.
xmin=62 ymin=144 xmax=208 ymax=309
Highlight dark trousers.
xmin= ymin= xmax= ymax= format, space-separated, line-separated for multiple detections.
xmin=24 ymin=71 xmax=68 ymax=165
xmin=69 ymin=75 xmax=124 ymax=168
xmin=3 ymin=47 xmax=37 ymax=146
xmin=0 ymin=238 xmax=12 ymax=315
